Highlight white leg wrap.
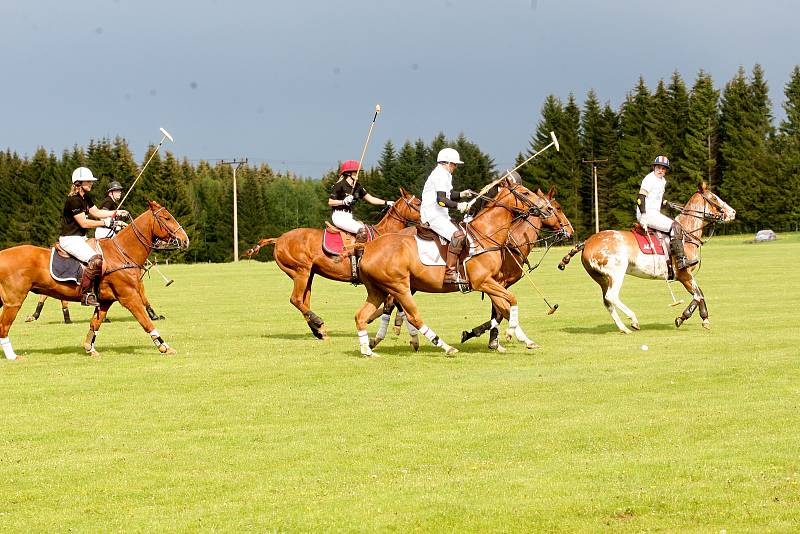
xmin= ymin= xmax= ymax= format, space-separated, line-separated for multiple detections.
xmin=1 ymin=337 xmax=16 ymax=360
xmin=419 ymin=325 xmax=443 ymax=347
xmin=405 ymin=318 xmax=419 ymax=336
xmin=509 ymin=306 xmax=519 ymax=328
xmin=490 ymin=318 xmax=500 ymax=329
xmin=376 ymin=314 xmax=390 ymax=340
xmin=358 ymin=329 xmax=370 ymax=347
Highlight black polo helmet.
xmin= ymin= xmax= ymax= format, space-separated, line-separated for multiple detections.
xmin=107 ymin=181 xmax=124 ymax=193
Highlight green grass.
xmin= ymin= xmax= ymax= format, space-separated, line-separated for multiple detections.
xmin=2 ymin=234 xmax=799 ymax=532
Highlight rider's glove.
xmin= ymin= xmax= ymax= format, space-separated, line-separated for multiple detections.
xmin=457 ymin=202 xmax=469 ymax=213
xmin=113 ymin=221 xmax=129 ymax=232
xmin=102 ymin=217 xmax=113 ymax=228
xmin=385 ymin=200 xmax=395 ymax=207
xmin=342 ymin=195 xmax=354 ymax=206
xmin=459 ymin=189 xmax=477 ymax=199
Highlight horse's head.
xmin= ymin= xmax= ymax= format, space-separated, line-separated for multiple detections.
xmin=146 ymin=200 xmax=190 ymax=250
xmin=535 ymin=186 xmax=573 ymax=240
xmin=392 ymin=187 xmax=421 ymax=225
xmin=694 ymin=182 xmax=736 ymax=223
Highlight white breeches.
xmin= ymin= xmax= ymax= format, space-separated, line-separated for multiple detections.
xmin=59 ymin=236 xmax=100 ymax=262
xmin=95 ymin=227 xmax=114 ymax=239
xmin=425 ymin=215 xmax=459 ymax=241
xmin=637 ymin=211 xmax=674 ymax=233
xmin=331 ymin=210 xmax=365 ymax=234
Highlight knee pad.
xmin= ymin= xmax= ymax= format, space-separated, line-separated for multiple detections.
xmin=449 ymin=230 xmax=466 ymax=253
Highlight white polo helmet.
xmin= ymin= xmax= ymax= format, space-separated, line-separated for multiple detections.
xmin=437 ymin=148 xmax=464 ymax=165
xmin=71 ymin=167 xmax=97 ymax=183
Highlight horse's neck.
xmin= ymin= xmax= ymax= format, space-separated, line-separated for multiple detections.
xmin=373 ymin=206 xmax=405 ymax=234
xmin=677 ymin=194 xmax=705 ymax=240
xmin=508 ymin=218 xmax=541 ymax=257
xmin=107 ymin=212 xmax=153 ymax=263
xmin=471 ymin=195 xmax=516 ymax=245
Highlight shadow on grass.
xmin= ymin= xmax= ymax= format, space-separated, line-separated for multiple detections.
xmin=562 ymin=322 xmax=676 ymax=334
xmin=24 ymin=344 xmax=153 ymax=356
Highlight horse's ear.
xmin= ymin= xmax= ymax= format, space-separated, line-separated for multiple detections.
xmin=699 ymin=181 xmax=708 ymax=193
xmin=536 ymin=188 xmax=544 ymax=196
xmin=548 ymin=185 xmax=556 ymax=199
xmin=400 ymin=186 xmax=408 ymax=197
xmin=147 ymin=199 xmax=162 ymax=211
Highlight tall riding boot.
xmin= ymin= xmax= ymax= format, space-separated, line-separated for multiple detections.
xmin=670 ymin=236 xmax=698 ymax=270
xmin=355 ymin=227 xmax=368 ymax=244
xmin=80 ymin=254 xmax=103 ymax=307
xmin=444 ymin=230 xmax=466 ymax=284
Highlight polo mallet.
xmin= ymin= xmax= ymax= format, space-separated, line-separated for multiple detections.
xmin=644 ymin=230 xmax=683 ymax=307
xmin=118 ymin=127 xmax=174 ymax=209
xmin=351 ymin=104 xmax=381 ymax=194
xmin=145 ymin=259 xmax=174 ymax=286
xmin=466 ymin=131 xmax=560 ymax=211
xmin=506 ymin=249 xmax=558 ymax=314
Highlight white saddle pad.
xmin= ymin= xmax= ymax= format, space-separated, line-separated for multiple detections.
xmin=414 ymin=234 xmax=478 ymax=267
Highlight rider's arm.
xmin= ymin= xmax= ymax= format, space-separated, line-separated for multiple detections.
xmin=73 ymin=211 xmax=107 ymax=229
xmin=636 ymin=188 xmax=647 ymax=213
xmin=363 ymin=193 xmax=389 ymax=206
xmin=88 ymin=206 xmax=128 ymax=219
xmin=436 ymin=191 xmax=459 ymax=209
xmin=328 ymin=197 xmax=349 ymax=208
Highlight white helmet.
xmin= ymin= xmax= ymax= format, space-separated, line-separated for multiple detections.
xmin=71 ymin=167 xmax=97 ymax=183
xmin=437 ymin=148 xmax=464 ymax=165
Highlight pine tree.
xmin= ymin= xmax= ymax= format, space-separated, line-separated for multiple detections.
xmin=684 ymin=70 xmax=720 ymax=197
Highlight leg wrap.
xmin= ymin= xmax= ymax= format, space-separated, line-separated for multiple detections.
xmin=304 ymin=311 xmax=324 ymax=329
xmin=419 ymin=325 xmax=443 ymax=348
xmin=1 ymin=337 xmax=17 ymax=360
xmin=698 ymin=299 xmax=709 ymax=320
xmin=680 ymin=299 xmax=699 ymax=321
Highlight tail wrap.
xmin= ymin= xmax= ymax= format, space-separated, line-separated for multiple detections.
xmin=557 ymin=242 xmax=585 ymax=271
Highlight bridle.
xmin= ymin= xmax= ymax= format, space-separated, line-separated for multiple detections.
xmin=127 ymin=207 xmax=188 ymax=251
xmin=676 ymin=191 xmax=728 ymax=246
xmin=382 ymin=195 xmax=421 ymax=228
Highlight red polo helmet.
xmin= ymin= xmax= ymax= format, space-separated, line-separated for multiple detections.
xmin=339 ymin=160 xmax=360 ymax=174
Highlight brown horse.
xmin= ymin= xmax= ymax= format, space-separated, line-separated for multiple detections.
xmin=25 ymin=282 xmax=164 ymax=324
xmin=0 ymin=200 xmax=189 ymax=360
xmin=245 ymin=188 xmax=421 ymax=339
xmin=458 ymin=187 xmax=574 ymax=351
xmin=355 ymin=179 xmax=569 ymax=357
xmin=557 ymin=182 xmax=735 ymax=333
xmin=371 ymin=187 xmax=574 ymax=352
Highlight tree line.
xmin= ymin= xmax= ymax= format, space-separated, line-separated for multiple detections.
xmin=1 ymin=64 xmax=798 ymax=262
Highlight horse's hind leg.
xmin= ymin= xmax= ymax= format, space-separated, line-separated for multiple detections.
xmin=0 ymin=302 xmax=25 ymax=361
xmin=392 ymin=291 xmax=458 ymax=356
xmin=591 ymin=267 xmax=637 ymax=334
xmin=289 ymin=270 xmax=326 ymax=340
xmin=83 ymin=302 xmax=113 ymax=358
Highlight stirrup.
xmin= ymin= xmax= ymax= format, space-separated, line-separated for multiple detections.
xmin=81 ymin=292 xmax=99 ymax=307
xmin=676 ymin=256 xmax=698 ymax=270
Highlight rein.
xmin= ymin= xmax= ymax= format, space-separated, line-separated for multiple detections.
xmin=105 ymin=208 xmax=186 ymax=273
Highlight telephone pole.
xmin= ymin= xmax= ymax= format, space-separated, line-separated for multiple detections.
xmin=220 ymin=158 xmax=248 ymax=262
xmin=582 ymin=157 xmax=608 ymax=234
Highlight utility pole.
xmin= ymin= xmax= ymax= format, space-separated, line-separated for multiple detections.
xmin=582 ymin=156 xmax=608 ymax=234
xmin=220 ymin=158 xmax=248 ymax=262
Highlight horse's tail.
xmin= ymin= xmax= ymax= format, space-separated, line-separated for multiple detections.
xmin=557 ymin=241 xmax=585 ymax=271
xmin=244 ymin=237 xmax=279 ymax=258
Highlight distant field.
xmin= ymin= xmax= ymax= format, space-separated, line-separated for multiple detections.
xmin=1 ymin=233 xmax=798 ymax=532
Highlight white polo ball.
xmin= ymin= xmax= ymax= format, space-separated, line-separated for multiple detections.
xmin=640 ymin=344 xmax=649 ymax=351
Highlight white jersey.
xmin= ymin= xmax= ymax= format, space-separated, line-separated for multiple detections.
xmin=636 ymin=171 xmax=666 ymax=217
xmin=421 ymin=165 xmax=453 ymax=223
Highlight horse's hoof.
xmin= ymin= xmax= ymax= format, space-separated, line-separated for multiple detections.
xmin=702 ymin=319 xmax=710 ymax=330
xmin=360 ymin=344 xmax=375 ymax=358
xmin=675 ymin=317 xmax=684 ymax=328
xmin=409 ymin=337 xmax=419 ymax=352
xmin=504 ymin=328 xmax=515 ymax=342
xmin=525 ymin=341 xmax=541 ymax=349
xmin=631 ymin=322 xmax=640 ymax=331
xmin=393 ymin=326 xmax=401 ymax=336
xmin=88 ymin=350 xmax=100 ymax=359
xmin=488 ymin=338 xmax=498 ymax=350
xmin=444 ymin=346 xmax=459 ymax=357
xmin=24 ymin=315 xmax=36 ymax=323
xmin=619 ymin=328 xmax=633 ymax=335
xmin=163 ymin=347 xmax=178 ymax=355
xmin=6 ymin=353 xmax=24 ymax=361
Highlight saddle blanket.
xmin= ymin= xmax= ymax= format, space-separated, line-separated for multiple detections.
xmin=633 ymin=230 xmax=666 ymax=255
xmin=322 ymin=226 xmax=375 ymax=255
xmin=414 ymin=235 xmax=477 ymax=267
xmin=49 ymin=248 xmax=83 ymax=283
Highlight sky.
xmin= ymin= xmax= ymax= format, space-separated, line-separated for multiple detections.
xmin=2 ymin=0 xmax=799 ymax=178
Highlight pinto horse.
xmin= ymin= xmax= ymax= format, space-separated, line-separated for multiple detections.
xmin=0 ymin=200 xmax=189 ymax=360
xmin=244 ymin=188 xmax=421 ymax=339
xmin=355 ymin=179 xmax=565 ymax=357
xmin=557 ymin=182 xmax=735 ymax=333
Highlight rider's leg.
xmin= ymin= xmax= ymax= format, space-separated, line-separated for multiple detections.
xmin=444 ymin=230 xmax=466 ymax=284
xmin=80 ymin=255 xmax=103 ymax=307
xmin=669 ymin=221 xmax=698 ymax=270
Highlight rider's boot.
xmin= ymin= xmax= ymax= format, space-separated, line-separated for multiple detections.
xmin=670 ymin=235 xmax=698 ymax=270
xmin=444 ymin=230 xmax=466 ymax=285
xmin=80 ymin=254 xmax=103 ymax=307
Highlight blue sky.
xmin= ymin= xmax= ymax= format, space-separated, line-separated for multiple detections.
xmin=2 ymin=0 xmax=798 ymax=177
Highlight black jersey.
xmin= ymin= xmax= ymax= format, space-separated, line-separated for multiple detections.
xmin=99 ymin=196 xmax=118 ymax=211
xmin=61 ymin=193 xmax=95 ymax=237
xmin=329 ymin=179 xmax=367 ymax=212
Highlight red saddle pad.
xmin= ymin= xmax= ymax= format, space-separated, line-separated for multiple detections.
xmin=633 ymin=230 xmax=666 ymax=255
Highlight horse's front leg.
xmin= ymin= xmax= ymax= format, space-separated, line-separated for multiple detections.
xmin=478 ymin=279 xmax=539 ymax=349
xmin=117 ymin=291 xmax=177 ymax=355
xmin=84 ymin=302 xmax=112 ymax=358
xmin=675 ymin=275 xmax=709 ymax=329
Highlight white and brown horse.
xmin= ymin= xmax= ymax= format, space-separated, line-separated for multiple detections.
xmin=558 ymin=182 xmax=735 ymax=333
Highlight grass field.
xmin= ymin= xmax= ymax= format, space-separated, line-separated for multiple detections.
xmin=2 ymin=233 xmax=799 ymax=532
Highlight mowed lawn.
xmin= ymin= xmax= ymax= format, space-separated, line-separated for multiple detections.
xmin=1 ymin=233 xmax=798 ymax=532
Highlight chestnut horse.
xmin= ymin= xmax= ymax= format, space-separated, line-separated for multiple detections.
xmin=459 ymin=187 xmax=574 ymax=351
xmin=355 ymin=179 xmax=566 ymax=357
xmin=557 ymin=182 xmax=735 ymax=333
xmin=245 ymin=188 xmax=421 ymax=339
xmin=0 ymin=200 xmax=189 ymax=360
xmin=371 ymin=187 xmax=574 ymax=352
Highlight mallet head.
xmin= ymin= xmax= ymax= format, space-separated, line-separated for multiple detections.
xmin=547 ymin=303 xmax=559 ymax=315
xmin=375 ymin=104 xmax=381 ymax=113
xmin=159 ymin=127 xmax=174 ymax=143
xmin=550 ymin=131 xmax=560 ymax=152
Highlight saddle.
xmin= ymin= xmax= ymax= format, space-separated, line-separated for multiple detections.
xmin=414 ymin=224 xmax=471 ymax=285
xmin=322 ymin=224 xmax=376 ymax=256
xmin=49 ymin=241 xmax=102 ymax=283
xmin=631 ymin=224 xmax=667 ymax=255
